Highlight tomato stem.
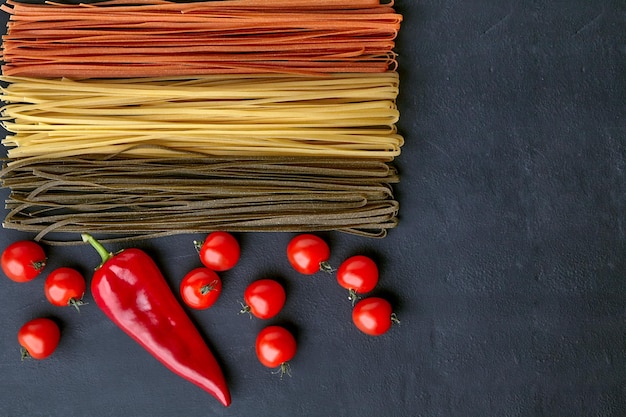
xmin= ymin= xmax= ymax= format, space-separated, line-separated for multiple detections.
xmin=193 ymin=240 xmax=203 ymax=254
xmin=319 ymin=261 xmax=334 ymax=274
xmin=391 ymin=313 xmax=401 ymax=325
xmin=31 ymin=260 xmax=47 ymax=272
xmin=200 ymin=280 xmax=217 ymax=295
xmin=81 ymin=233 xmax=113 ymax=267
xmin=272 ymin=362 xmax=292 ymax=378
xmin=20 ymin=347 xmax=30 ymax=361
xmin=348 ymin=289 xmax=361 ymax=306
xmin=238 ymin=302 xmax=253 ymax=318
xmin=68 ymin=297 xmax=87 ymax=313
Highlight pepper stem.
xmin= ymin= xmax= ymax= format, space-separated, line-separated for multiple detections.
xmin=81 ymin=233 xmax=113 ymax=266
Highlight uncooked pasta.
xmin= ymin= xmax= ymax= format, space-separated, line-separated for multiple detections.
xmin=1 ymin=0 xmax=402 ymax=78
xmin=0 ymin=0 xmax=404 ymax=241
xmin=0 ymin=152 xmax=400 ymax=243
xmin=1 ymin=73 xmax=403 ymax=160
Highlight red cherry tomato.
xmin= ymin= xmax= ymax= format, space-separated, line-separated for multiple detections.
xmin=352 ymin=297 xmax=397 ymax=336
xmin=196 ymin=231 xmax=240 ymax=271
xmin=18 ymin=318 xmax=61 ymax=360
xmin=241 ymin=279 xmax=286 ymax=319
xmin=44 ymin=267 xmax=87 ymax=311
xmin=180 ymin=267 xmax=222 ymax=310
xmin=337 ymin=255 xmax=379 ymax=303
xmin=255 ymin=325 xmax=296 ymax=375
xmin=1 ymin=240 xmax=46 ymax=282
xmin=286 ymin=234 xmax=331 ymax=275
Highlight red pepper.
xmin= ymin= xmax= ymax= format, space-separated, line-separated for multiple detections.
xmin=82 ymin=233 xmax=231 ymax=407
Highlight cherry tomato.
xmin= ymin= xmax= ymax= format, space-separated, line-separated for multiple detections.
xmin=352 ymin=297 xmax=398 ymax=336
xmin=18 ymin=318 xmax=61 ymax=360
xmin=240 ymin=279 xmax=286 ymax=319
xmin=196 ymin=231 xmax=240 ymax=271
xmin=255 ymin=325 xmax=296 ymax=375
xmin=286 ymin=234 xmax=331 ymax=275
xmin=1 ymin=240 xmax=46 ymax=283
xmin=337 ymin=255 xmax=379 ymax=303
xmin=180 ymin=267 xmax=222 ymax=310
xmin=44 ymin=267 xmax=87 ymax=311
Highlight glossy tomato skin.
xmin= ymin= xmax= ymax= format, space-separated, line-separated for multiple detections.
xmin=242 ymin=279 xmax=286 ymax=319
xmin=352 ymin=297 xmax=394 ymax=336
xmin=198 ymin=231 xmax=240 ymax=271
xmin=44 ymin=267 xmax=86 ymax=307
xmin=286 ymin=234 xmax=330 ymax=275
xmin=255 ymin=325 xmax=297 ymax=368
xmin=18 ymin=318 xmax=61 ymax=360
xmin=1 ymin=240 xmax=46 ymax=282
xmin=180 ymin=267 xmax=222 ymax=310
xmin=337 ymin=255 xmax=379 ymax=294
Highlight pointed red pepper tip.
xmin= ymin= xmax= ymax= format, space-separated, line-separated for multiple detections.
xmin=220 ymin=392 xmax=232 ymax=407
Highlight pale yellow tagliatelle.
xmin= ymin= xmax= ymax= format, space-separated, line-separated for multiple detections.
xmin=1 ymin=73 xmax=403 ymax=160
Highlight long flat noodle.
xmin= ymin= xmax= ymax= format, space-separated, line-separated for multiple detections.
xmin=1 ymin=0 xmax=401 ymax=77
xmin=1 ymin=74 xmax=403 ymax=160
xmin=0 ymin=154 xmax=400 ymax=243
xmin=12 ymin=0 xmax=386 ymax=11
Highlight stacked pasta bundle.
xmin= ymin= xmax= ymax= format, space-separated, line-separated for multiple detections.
xmin=0 ymin=0 xmax=403 ymax=242
xmin=1 ymin=0 xmax=401 ymax=77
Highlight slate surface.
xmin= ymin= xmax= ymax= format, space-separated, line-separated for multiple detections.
xmin=1 ymin=1 xmax=625 ymax=416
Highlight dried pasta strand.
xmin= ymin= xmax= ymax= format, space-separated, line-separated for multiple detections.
xmin=1 ymin=153 xmax=400 ymax=244
xmin=1 ymin=0 xmax=402 ymax=77
xmin=1 ymin=74 xmax=403 ymax=160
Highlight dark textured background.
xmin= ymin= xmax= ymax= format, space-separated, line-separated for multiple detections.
xmin=1 ymin=1 xmax=625 ymax=416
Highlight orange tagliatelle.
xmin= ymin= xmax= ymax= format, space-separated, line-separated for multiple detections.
xmin=1 ymin=0 xmax=402 ymax=78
